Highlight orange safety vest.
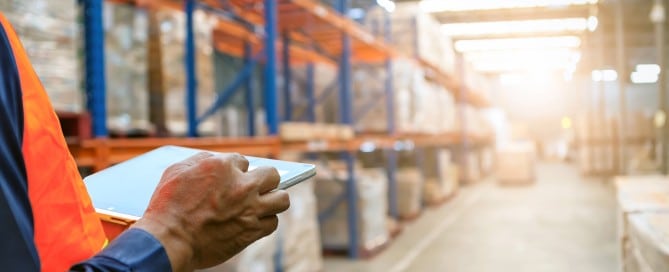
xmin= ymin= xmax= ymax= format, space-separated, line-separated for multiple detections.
xmin=0 ymin=14 xmax=107 ymax=272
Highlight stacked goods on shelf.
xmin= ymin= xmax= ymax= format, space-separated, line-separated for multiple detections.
xmin=278 ymin=180 xmax=323 ymax=272
xmin=350 ymin=61 xmax=457 ymax=135
xmin=104 ymin=3 xmax=150 ymax=133
xmin=457 ymin=105 xmax=494 ymax=137
xmin=625 ymin=212 xmax=669 ymax=272
xmin=422 ymin=149 xmax=459 ymax=205
xmin=315 ymin=162 xmax=389 ymax=252
xmin=366 ymin=3 xmax=456 ymax=75
xmin=1 ymin=0 xmax=82 ymax=112
xmin=396 ymin=150 xmax=424 ymax=218
xmin=279 ymin=122 xmax=354 ymax=142
xmin=615 ymin=176 xmax=669 ymax=272
xmin=156 ymin=10 xmax=218 ymax=135
xmin=462 ymin=61 xmax=493 ymax=103
xmin=575 ymin=114 xmax=617 ymax=175
xmin=201 ymin=233 xmax=278 ymax=272
xmin=397 ymin=167 xmax=423 ymax=218
xmin=290 ymin=63 xmax=338 ymax=124
xmin=479 ymin=147 xmax=495 ymax=177
xmin=496 ymin=142 xmax=536 ymax=185
xmin=626 ymin=112 xmax=658 ymax=174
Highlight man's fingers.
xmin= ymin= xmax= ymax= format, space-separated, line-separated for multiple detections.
xmin=246 ymin=166 xmax=281 ymax=193
xmin=220 ymin=153 xmax=249 ymax=172
xmin=257 ymin=190 xmax=290 ymax=217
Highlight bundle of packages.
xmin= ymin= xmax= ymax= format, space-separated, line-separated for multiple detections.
xmin=614 ymin=176 xmax=669 ymax=272
xmin=278 ymin=180 xmax=323 ymax=272
xmin=104 ymin=3 xmax=149 ymax=132
xmin=423 ymin=150 xmax=458 ymax=204
xmin=290 ymin=63 xmax=338 ymax=124
xmin=156 ymin=10 xmax=217 ymax=135
xmin=349 ymin=60 xmax=421 ymax=134
xmin=625 ymin=212 xmax=669 ymax=272
xmin=2 ymin=0 xmax=82 ymax=112
xmin=496 ymin=142 xmax=536 ymax=185
xmin=315 ymin=163 xmax=389 ymax=252
xmin=365 ymin=3 xmax=457 ymax=75
xmin=397 ymin=168 xmax=423 ymax=218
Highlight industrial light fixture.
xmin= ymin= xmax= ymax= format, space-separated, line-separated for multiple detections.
xmin=587 ymin=16 xmax=598 ymax=32
xmin=442 ymin=18 xmax=589 ymax=37
xmin=376 ymin=0 xmax=395 ymax=12
xmin=591 ymin=69 xmax=617 ymax=82
xmin=630 ymin=64 xmax=661 ymax=84
xmin=467 ymin=49 xmax=581 ymax=73
xmin=455 ymin=36 xmax=582 ymax=52
xmin=420 ymin=0 xmax=598 ymax=12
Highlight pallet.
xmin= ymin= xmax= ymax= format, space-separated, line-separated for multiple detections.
xmin=322 ymin=237 xmax=393 ymax=259
xmin=399 ymin=210 xmax=422 ymax=222
xmin=497 ymin=179 xmax=536 ymax=186
xmin=425 ymin=191 xmax=458 ymax=207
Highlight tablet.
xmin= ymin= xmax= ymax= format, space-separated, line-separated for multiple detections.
xmin=84 ymin=145 xmax=316 ymax=223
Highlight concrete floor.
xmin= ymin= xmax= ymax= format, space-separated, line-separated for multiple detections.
xmin=324 ymin=162 xmax=618 ymax=272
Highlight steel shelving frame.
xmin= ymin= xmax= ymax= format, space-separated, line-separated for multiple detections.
xmin=77 ymin=0 xmax=492 ymax=259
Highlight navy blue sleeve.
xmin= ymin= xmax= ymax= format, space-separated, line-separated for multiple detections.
xmin=0 ymin=21 xmax=40 ymax=272
xmin=71 ymin=229 xmax=172 ymax=272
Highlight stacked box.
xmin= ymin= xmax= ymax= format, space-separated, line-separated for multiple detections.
xmin=397 ymin=168 xmax=423 ymax=218
xmin=351 ymin=60 xmax=457 ymax=135
xmin=496 ymin=142 xmax=536 ymax=184
xmin=278 ymin=180 xmax=323 ymax=272
xmin=625 ymin=212 xmax=669 ymax=272
xmin=315 ymin=163 xmax=389 ymax=252
xmin=156 ymin=10 xmax=217 ymax=135
xmin=423 ymin=150 xmax=458 ymax=204
xmin=104 ymin=3 xmax=149 ymax=130
xmin=615 ymin=176 xmax=669 ymax=272
xmin=366 ymin=3 xmax=457 ymax=75
xmin=2 ymin=0 xmax=82 ymax=112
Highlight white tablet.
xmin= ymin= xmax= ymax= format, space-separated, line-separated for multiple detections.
xmin=84 ymin=145 xmax=316 ymax=223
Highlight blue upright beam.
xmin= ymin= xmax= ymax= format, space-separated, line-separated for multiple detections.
xmin=305 ymin=63 xmax=316 ymax=123
xmin=82 ymin=0 xmax=108 ymax=137
xmin=244 ymin=43 xmax=256 ymax=136
xmin=384 ymin=10 xmax=398 ymax=219
xmin=198 ymin=55 xmax=259 ymax=123
xmin=353 ymin=96 xmax=382 ymax=122
xmin=336 ymin=0 xmax=359 ymax=259
xmin=264 ymin=0 xmax=279 ymax=135
xmin=282 ymin=33 xmax=293 ymax=121
xmin=185 ymin=0 xmax=198 ymax=137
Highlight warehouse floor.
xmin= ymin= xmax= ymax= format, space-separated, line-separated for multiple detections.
xmin=324 ymin=162 xmax=618 ymax=272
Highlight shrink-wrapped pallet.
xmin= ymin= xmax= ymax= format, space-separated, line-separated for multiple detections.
xmin=316 ymin=164 xmax=389 ymax=252
xmin=279 ymin=180 xmax=323 ymax=272
xmin=2 ymin=0 xmax=82 ymax=112
xmin=397 ymin=168 xmax=423 ymax=218
xmin=496 ymin=142 xmax=536 ymax=184
xmin=615 ymin=176 xmax=669 ymax=271
xmin=104 ymin=3 xmax=149 ymax=129
xmin=156 ymin=10 xmax=217 ymax=135
xmin=626 ymin=212 xmax=669 ymax=272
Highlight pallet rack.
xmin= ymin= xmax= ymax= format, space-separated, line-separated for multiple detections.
xmin=76 ymin=0 xmax=491 ymax=259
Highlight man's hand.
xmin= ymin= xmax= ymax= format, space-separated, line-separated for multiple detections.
xmin=131 ymin=152 xmax=290 ymax=271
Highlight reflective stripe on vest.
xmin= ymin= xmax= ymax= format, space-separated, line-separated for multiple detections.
xmin=0 ymin=14 xmax=107 ymax=272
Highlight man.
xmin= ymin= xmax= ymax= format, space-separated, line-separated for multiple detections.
xmin=0 ymin=12 xmax=290 ymax=271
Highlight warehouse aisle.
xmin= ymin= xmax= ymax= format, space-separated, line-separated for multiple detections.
xmin=324 ymin=162 xmax=618 ymax=272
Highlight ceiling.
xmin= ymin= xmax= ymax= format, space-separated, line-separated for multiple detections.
xmin=394 ymin=0 xmax=667 ymax=75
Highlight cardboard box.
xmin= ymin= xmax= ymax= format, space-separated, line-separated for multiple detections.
xmin=496 ymin=143 xmax=536 ymax=184
xmin=626 ymin=212 xmax=669 ymax=272
xmin=316 ymin=165 xmax=389 ymax=251
xmin=397 ymin=168 xmax=423 ymax=217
